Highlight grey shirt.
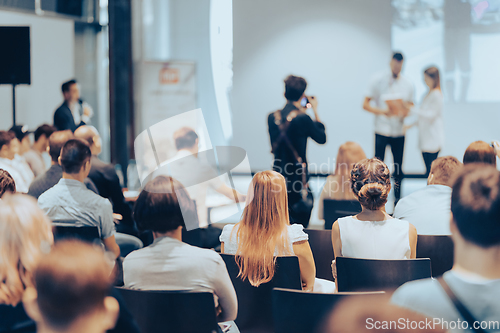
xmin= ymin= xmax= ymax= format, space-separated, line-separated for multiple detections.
xmin=38 ymin=178 xmax=115 ymax=239
xmin=123 ymin=236 xmax=238 ymax=322
xmin=391 ymin=270 xmax=500 ymax=332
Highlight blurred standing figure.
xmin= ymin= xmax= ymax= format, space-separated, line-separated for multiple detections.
xmin=363 ymin=52 xmax=414 ymax=203
xmin=23 ymin=125 xmax=56 ymax=177
xmin=268 ymin=75 xmax=326 ymax=227
xmin=54 ymin=79 xmax=93 ymax=132
xmin=405 ymin=67 xmax=444 ymax=176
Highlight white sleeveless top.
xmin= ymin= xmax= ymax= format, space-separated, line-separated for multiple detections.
xmin=338 ymin=216 xmax=411 ymax=259
xmin=220 ymin=223 xmax=308 ymax=255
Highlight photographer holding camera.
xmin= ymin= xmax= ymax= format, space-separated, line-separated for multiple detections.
xmin=268 ymin=75 xmax=326 ymax=227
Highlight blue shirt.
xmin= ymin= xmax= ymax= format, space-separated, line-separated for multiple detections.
xmin=38 ymin=178 xmax=115 ymax=239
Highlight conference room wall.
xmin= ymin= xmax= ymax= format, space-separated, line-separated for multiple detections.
xmin=0 ymin=10 xmax=74 ymax=131
xmin=231 ymin=0 xmax=395 ymax=174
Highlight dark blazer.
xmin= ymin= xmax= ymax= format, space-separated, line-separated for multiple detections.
xmin=88 ymin=156 xmax=134 ymax=232
xmin=54 ymin=102 xmax=84 ymax=132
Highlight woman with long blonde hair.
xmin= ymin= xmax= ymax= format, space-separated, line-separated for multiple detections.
xmin=220 ymin=170 xmax=316 ymax=291
xmin=318 ymin=142 xmax=366 ymax=220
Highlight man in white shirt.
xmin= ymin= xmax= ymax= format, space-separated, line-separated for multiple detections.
xmin=23 ymin=124 xmax=56 ymax=177
xmin=0 ymin=131 xmax=33 ymax=193
xmin=394 ymin=156 xmax=462 ymax=235
xmin=391 ymin=164 xmax=500 ymax=331
xmin=363 ymin=52 xmax=414 ymax=203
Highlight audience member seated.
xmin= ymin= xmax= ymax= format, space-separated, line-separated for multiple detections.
xmin=394 ymin=156 xmax=462 ymax=235
xmin=75 ymin=125 xmax=135 ymax=235
xmin=28 ymin=130 xmax=98 ymax=199
xmin=153 ymin=127 xmax=246 ymax=249
xmin=0 ymin=131 xmax=33 ymax=193
xmin=331 ymin=158 xmax=417 ymax=281
xmin=38 ymin=139 xmax=122 ymax=259
xmin=9 ymin=126 xmax=36 ymax=185
xmin=123 ymin=175 xmax=238 ymax=323
xmin=0 ymin=169 xmax=16 ymax=197
xmin=23 ymin=125 xmax=56 ymax=177
xmin=220 ymin=170 xmax=319 ymax=292
xmin=392 ymin=164 xmax=500 ymax=327
xmin=463 ymin=140 xmax=496 ymax=166
xmin=23 ymin=240 xmax=120 ymax=333
xmin=318 ymin=141 xmax=366 ymax=220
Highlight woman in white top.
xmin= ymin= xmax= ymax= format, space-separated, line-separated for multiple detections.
xmin=220 ymin=170 xmax=316 ymax=291
xmin=331 ymin=158 xmax=417 ymax=281
xmin=405 ymin=66 xmax=444 ymax=175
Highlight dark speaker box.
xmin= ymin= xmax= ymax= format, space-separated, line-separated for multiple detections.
xmin=0 ymin=26 xmax=31 ymax=85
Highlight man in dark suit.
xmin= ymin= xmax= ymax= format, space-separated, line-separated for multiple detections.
xmin=54 ymin=79 xmax=92 ymax=132
xmin=75 ymin=125 xmax=136 ymax=236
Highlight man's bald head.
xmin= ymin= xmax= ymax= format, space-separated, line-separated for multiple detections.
xmin=74 ymin=126 xmax=101 ymax=156
xmin=49 ymin=130 xmax=74 ymax=163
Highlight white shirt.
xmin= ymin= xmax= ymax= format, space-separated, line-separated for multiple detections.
xmin=393 ymin=184 xmax=452 ymax=235
xmin=338 ymin=216 xmax=411 ymax=259
xmin=152 ymin=150 xmax=224 ymax=229
xmin=0 ymin=156 xmax=34 ymax=193
xmin=367 ymin=71 xmax=414 ymax=137
xmin=414 ymin=89 xmax=444 ymax=153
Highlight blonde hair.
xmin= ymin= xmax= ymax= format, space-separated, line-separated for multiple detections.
xmin=330 ymin=142 xmax=367 ymax=200
xmin=0 ymin=194 xmax=53 ymax=306
xmin=234 ymin=171 xmax=291 ymax=287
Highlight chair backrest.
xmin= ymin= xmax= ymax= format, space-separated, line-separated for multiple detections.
xmin=323 ymin=199 xmax=362 ymax=229
xmin=220 ymin=254 xmax=301 ymax=333
xmin=53 ymin=225 xmax=100 ymax=244
xmin=115 ymin=288 xmax=221 ymax=333
xmin=417 ymin=235 xmax=454 ymax=277
xmin=336 ymin=257 xmax=432 ymax=292
xmin=272 ymin=288 xmax=385 ymax=333
xmin=304 ymin=229 xmax=334 ymax=281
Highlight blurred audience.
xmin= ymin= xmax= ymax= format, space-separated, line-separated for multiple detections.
xmin=75 ymin=125 xmax=135 ymax=235
xmin=0 ymin=131 xmax=33 ymax=192
xmin=28 ymin=130 xmax=98 ymax=199
xmin=394 ymin=156 xmax=462 ymax=235
xmin=0 ymin=169 xmax=16 ymax=197
xmin=24 ymin=125 xmax=56 ymax=177
xmin=318 ymin=142 xmax=366 ymax=220
xmin=331 ymin=158 xmax=417 ymax=281
xmin=23 ymin=240 xmax=119 ymax=333
xmin=392 ymin=164 xmax=500 ymax=326
xmin=37 ymin=139 xmax=122 ymax=258
xmin=463 ymin=140 xmax=496 ymax=166
xmin=220 ymin=170 xmax=317 ymax=291
xmin=123 ymin=175 xmax=237 ymax=323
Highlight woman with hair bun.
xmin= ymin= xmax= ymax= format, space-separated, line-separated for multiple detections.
xmin=331 ymin=158 xmax=417 ymax=281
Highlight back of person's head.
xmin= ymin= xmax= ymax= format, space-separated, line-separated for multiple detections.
xmin=424 ymin=66 xmax=441 ymax=90
xmin=463 ymin=141 xmax=496 ymax=166
xmin=236 ymin=170 xmax=291 ymax=287
xmin=284 ymin=75 xmax=307 ymax=102
xmin=0 ymin=169 xmax=16 ymax=197
xmin=335 ymin=142 xmax=367 ymax=176
xmin=34 ymin=124 xmax=56 ymax=143
xmin=0 ymin=130 xmax=15 ymax=151
xmin=49 ymin=130 xmax=74 ymax=162
xmin=24 ymin=240 xmax=118 ymax=332
xmin=428 ymin=156 xmax=462 ymax=186
xmin=392 ymin=52 xmax=404 ymax=62
xmin=451 ymin=164 xmax=500 ymax=248
xmin=173 ymin=127 xmax=198 ymax=150
xmin=61 ymin=79 xmax=77 ymax=93
xmin=351 ymin=158 xmax=391 ymax=210
xmin=9 ymin=125 xmax=30 ymax=143
xmin=134 ymin=175 xmax=195 ymax=233
xmin=59 ymin=139 xmax=91 ymax=174
xmin=0 ymin=194 xmax=53 ymax=306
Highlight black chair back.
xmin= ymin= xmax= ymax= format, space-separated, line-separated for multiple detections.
xmin=53 ymin=225 xmax=100 ymax=244
xmin=116 ymin=288 xmax=221 ymax=333
xmin=323 ymin=199 xmax=362 ymax=229
xmin=220 ymin=254 xmax=301 ymax=333
xmin=336 ymin=257 xmax=432 ymax=292
xmin=272 ymin=288 xmax=385 ymax=333
xmin=304 ymin=229 xmax=334 ymax=281
xmin=417 ymin=235 xmax=454 ymax=277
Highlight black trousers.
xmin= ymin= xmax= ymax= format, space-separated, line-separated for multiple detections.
xmin=422 ymin=151 xmax=440 ymax=176
xmin=375 ymin=134 xmax=405 ymax=202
